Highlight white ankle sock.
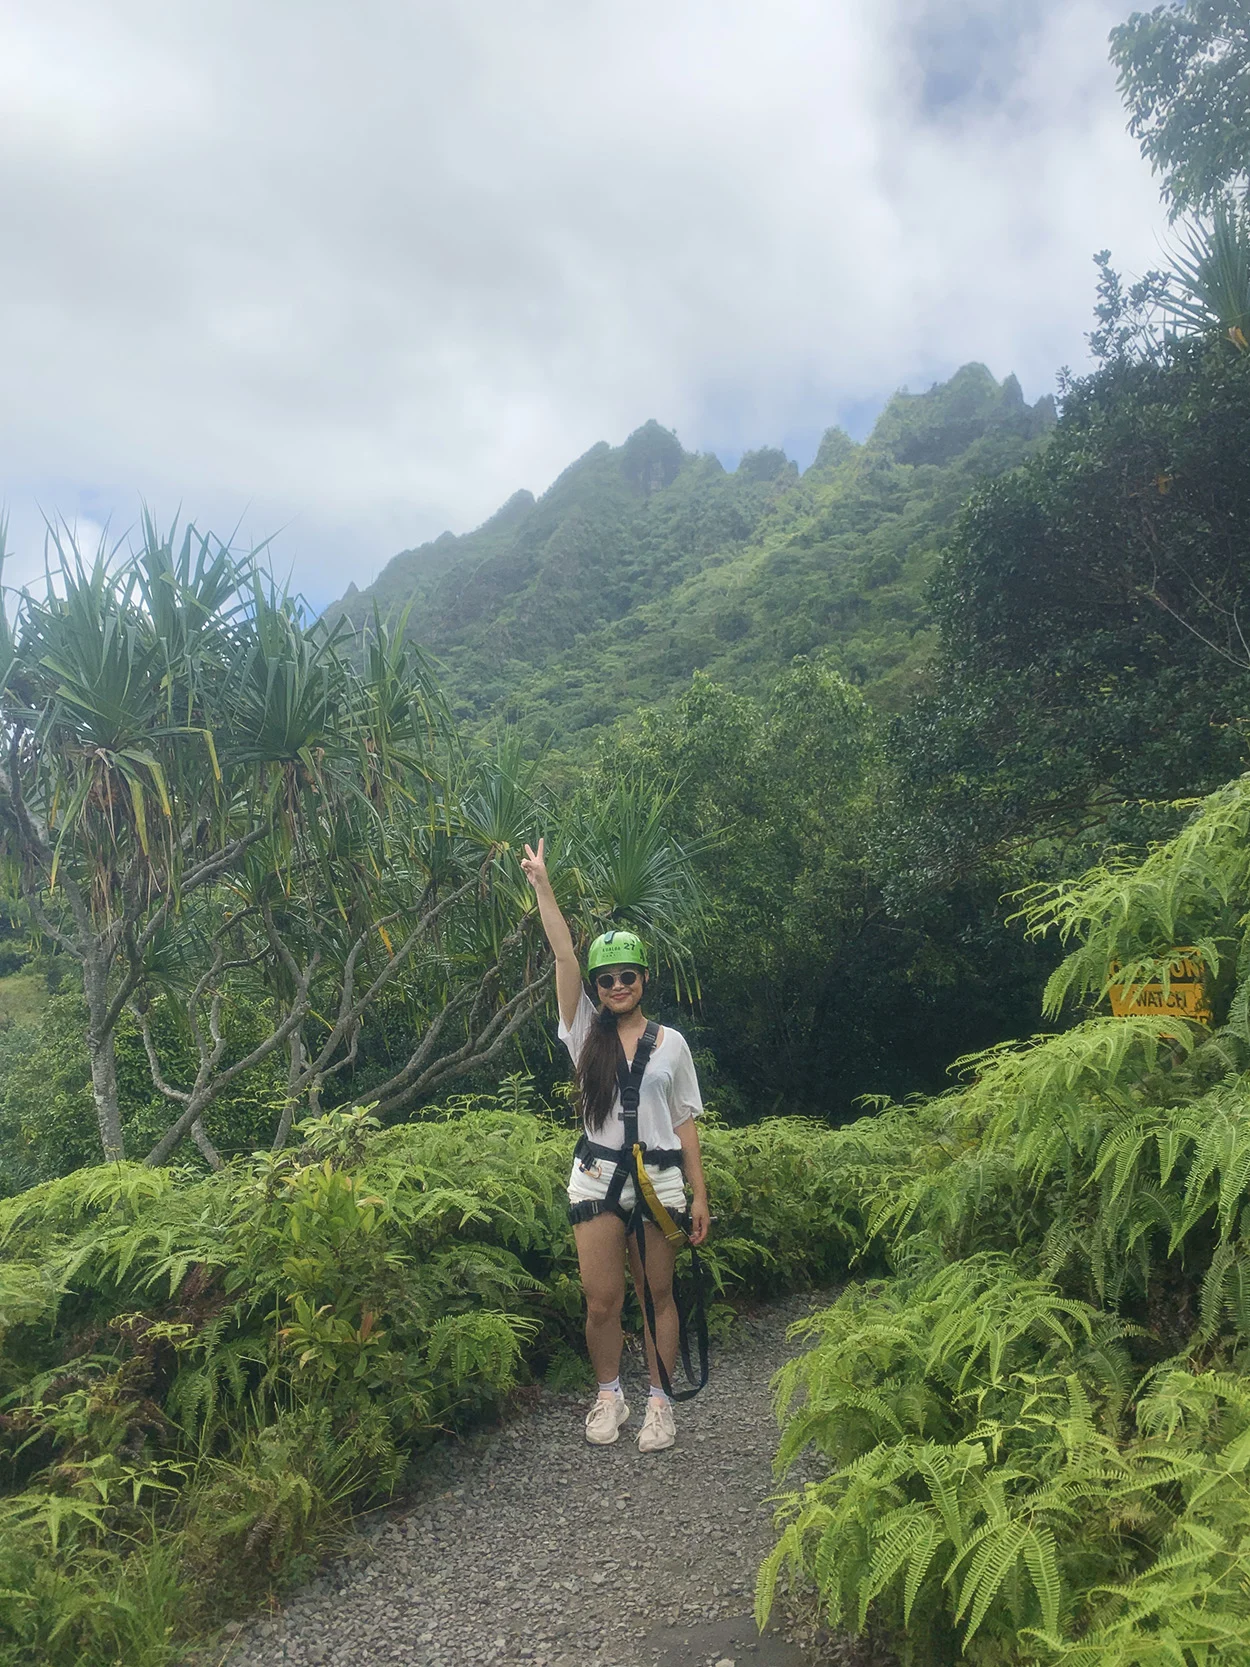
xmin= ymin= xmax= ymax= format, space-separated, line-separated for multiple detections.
xmin=648 ymin=1386 xmax=670 ymax=1404
xmin=598 ymin=1378 xmax=622 ymax=1397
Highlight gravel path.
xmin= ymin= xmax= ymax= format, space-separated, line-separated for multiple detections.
xmin=222 ymin=1292 xmax=854 ymax=1667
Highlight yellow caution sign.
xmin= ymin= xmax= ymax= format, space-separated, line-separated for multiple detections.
xmin=1108 ymin=951 xmax=1211 ymax=1022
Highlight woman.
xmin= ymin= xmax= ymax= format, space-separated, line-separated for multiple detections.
xmin=521 ymin=838 xmax=709 ymax=1453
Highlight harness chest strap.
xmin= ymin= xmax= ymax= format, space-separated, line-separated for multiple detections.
xmin=599 ymin=1018 xmax=661 ymax=1220
xmin=614 ymin=1022 xmax=684 ymax=1248
xmin=621 ymin=1026 xmax=685 ymax=1243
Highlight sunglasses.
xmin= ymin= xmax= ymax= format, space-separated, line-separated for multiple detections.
xmin=594 ymin=970 xmax=640 ymax=990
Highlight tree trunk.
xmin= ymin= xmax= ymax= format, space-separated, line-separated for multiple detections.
xmin=82 ymin=952 xmax=126 ymax=1163
xmin=190 ymin=1118 xmax=224 ymax=1170
xmin=87 ymin=1038 xmax=125 ymax=1162
xmin=271 ymin=1029 xmax=304 ymax=1151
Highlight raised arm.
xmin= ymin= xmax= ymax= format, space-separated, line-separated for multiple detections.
xmin=520 ymin=838 xmax=584 ymax=1029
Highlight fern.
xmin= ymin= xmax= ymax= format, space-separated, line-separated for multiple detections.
xmin=760 ymin=1253 xmax=1250 ymax=1658
xmin=0 ymin=1260 xmax=61 ymax=1335
xmin=423 ymin=1310 xmax=535 ymax=1389
xmin=1016 ymin=776 xmax=1250 ymax=1016
xmin=0 ymin=1164 xmax=178 ymax=1255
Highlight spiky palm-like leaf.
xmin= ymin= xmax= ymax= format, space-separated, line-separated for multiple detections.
xmin=1162 ymin=202 xmax=1250 ymax=347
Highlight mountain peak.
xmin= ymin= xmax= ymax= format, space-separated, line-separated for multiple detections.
xmin=807 ymin=427 xmax=858 ymax=476
xmin=736 ymin=446 xmax=792 ymax=483
xmin=867 ymin=363 xmax=1056 ymax=466
xmin=484 ymin=488 xmax=536 ymax=528
xmin=619 ymin=420 xmax=688 ymax=493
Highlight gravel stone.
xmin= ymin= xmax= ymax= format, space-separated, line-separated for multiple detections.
xmin=214 ymin=1293 xmax=878 ymax=1667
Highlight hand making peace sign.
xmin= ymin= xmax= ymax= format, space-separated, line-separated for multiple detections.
xmin=520 ymin=837 xmax=549 ymax=891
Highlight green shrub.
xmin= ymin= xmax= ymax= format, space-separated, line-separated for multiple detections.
xmin=0 ymin=1094 xmax=870 ymax=1664
xmin=760 ymin=777 xmax=1250 ymax=1665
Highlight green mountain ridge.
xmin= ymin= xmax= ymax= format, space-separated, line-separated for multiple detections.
xmin=328 ymin=363 xmax=1055 ymax=742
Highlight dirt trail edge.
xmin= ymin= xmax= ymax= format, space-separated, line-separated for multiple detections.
xmin=222 ymin=1292 xmax=859 ymax=1667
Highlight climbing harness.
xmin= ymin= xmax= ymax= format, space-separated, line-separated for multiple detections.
xmin=569 ymin=1019 xmax=709 ymax=1401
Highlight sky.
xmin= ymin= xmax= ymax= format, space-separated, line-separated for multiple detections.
xmin=0 ymin=0 xmax=1167 ymax=610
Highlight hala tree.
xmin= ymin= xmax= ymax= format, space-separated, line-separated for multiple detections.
xmin=133 ymin=730 xmax=707 ymax=1167
xmin=0 ymin=523 xmax=283 ymax=1161
xmin=0 ymin=521 xmax=703 ymax=1167
xmin=0 ymin=523 xmax=690 ymax=1166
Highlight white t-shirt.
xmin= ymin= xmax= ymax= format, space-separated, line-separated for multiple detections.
xmin=558 ymin=991 xmax=703 ymax=1152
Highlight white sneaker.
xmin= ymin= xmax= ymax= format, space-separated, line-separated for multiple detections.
xmin=637 ymin=1397 xmax=676 ymax=1452
xmin=585 ymin=1390 xmax=630 ymax=1445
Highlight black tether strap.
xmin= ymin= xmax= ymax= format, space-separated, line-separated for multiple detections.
xmin=581 ymin=1019 xmax=709 ymax=1402
xmin=633 ymin=1206 xmax=709 ymax=1402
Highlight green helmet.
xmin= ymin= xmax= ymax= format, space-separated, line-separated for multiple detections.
xmin=587 ymin=928 xmax=648 ymax=974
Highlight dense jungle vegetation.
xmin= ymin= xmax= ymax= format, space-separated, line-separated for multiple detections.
xmin=3 ymin=1 xmax=1250 ymax=1662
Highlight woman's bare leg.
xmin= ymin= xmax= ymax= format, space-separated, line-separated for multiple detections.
xmin=627 ymin=1222 xmax=678 ymax=1391
xmin=574 ymin=1212 xmax=628 ymax=1382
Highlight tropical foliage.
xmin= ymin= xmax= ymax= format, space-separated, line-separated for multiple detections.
xmin=893 ymin=336 xmax=1250 ymax=892
xmin=0 ymin=527 xmax=703 ymax=1171
xmin=758 ymin=776 xmax=1250 ymax=1665
xmin=1111 ymin=0 xmax=1250 ymax=217
xmin=1160 ymin=200 xmax=1250 ymax=346
xmin=0 ymin=1091 xmax=872 ymax=1666
xmin=591 ymin=661 xmax=1053 ymax=1115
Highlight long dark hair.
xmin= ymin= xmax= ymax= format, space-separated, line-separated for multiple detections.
xmin=577 ymin=982 xmax=646 ymax=1132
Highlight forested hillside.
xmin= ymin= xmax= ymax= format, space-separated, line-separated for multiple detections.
xmin=328 ymin=364 xmax=1055 ymax=740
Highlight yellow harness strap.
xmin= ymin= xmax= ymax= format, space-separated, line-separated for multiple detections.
xmin=632 ymin=1143 xmax=688 ymax=1246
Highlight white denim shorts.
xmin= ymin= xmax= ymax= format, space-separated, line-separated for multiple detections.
xmin=566 ymin=1151 xmax=687 ymax=1215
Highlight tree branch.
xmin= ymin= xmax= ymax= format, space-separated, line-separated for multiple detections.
xmin=137 ymin=1011 xmax=192 ymax=1106
xmin=184 ymin=945 xmax=228 ymax=1068
xmin=271 ymin=1029 xmax=305 ymax=1152
xmin=371 ymin=960 xmax=553 ymax=1118
xmin=178 ymin=825 xmax=275 ymax=897
xmin=357 ymin=987 xmax=471 ymax=1106
xmin=12 ymin=875 xmax=82 ymax=960
xmin=302 ymin=876 xmax=478 ymax=1079
xmin=189 ymin=1119 xmax=224 ymax=1170
xmin=142 ymin=951 xmax=320 ymax=1166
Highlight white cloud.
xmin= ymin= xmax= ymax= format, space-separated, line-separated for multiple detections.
xmin=0 ymin=0 xmax=1165 ymax=602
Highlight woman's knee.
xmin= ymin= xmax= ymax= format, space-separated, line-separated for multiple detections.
xmin=646 ymin=1285 xmax=677 ymax=1321
xmin=584 ymin=1285 xmax=624 ymax=1327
